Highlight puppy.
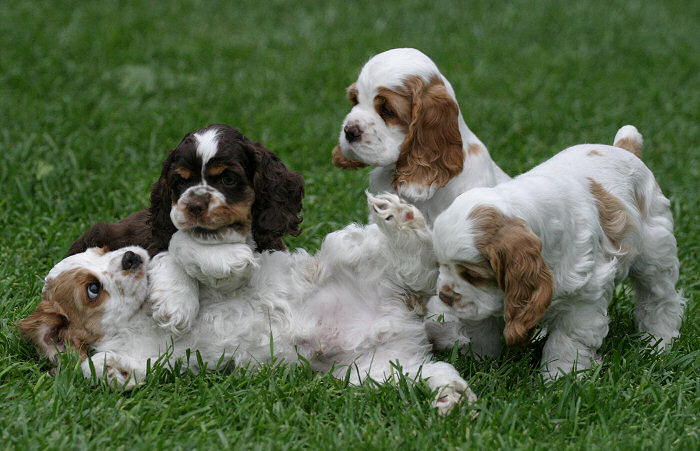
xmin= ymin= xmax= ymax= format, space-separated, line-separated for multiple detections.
xmin=431 ymin=126 xmax=685 ymax=380
xmin=67 ymin=124 xmax=304 ymax=256
xmin=332 ymin=48 xmax=509 ymax=224
xmin=19 ymin=193 xmax=475 ymax=415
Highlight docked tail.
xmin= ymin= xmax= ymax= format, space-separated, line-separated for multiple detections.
xmin=613 ymin=125 xmax=643 ymax=158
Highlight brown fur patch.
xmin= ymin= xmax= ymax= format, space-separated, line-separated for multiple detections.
xmin=467 ymin=143 xmax=484 ymax=156
xmin=332 ymin=145 xmax=368 ymax=169
xmin=470 ymin=206 xmax=554 ymax=347
xmin=375 ymin=87 xmax=411 ymax=129
xmin=390 ymin=75 xmax=464 ymax=192
xmin=174 ymin=167 xmax=191 ymax=180
xmin=206 ymin=164 xmax=228 ymax=177
xmin=17 ymin=269 xmax=107 ymax=362
xmin=614 ymin=137 xmax=642 ymax=159
xmin=202 ymin=188 xmax=255 ymax=235
xmin=588 ymin=179 xmax=636 ymax=252
xmin=587 ymin=149 xmax=603 ymax=157
xmin=347 ymin=83 xmax=358 ymax=106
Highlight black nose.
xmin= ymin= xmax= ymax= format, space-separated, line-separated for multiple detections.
xmin=122 ymin=251 xmax=143 ymax=271
xmin=344 ymin=124 xmax=362 ymax=143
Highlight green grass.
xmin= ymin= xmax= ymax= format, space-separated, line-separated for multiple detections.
xmin=1 ymin=0 xmax=698 ymax=448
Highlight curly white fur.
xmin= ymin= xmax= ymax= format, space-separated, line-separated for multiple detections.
xmin=51 ymin=193 xmax=475 ymax=415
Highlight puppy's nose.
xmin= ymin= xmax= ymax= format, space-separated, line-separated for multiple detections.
xmin=438 ymin=290 xmax=461 ymax=307
xmin=186 ymin=194 xmax=210 ymax=217
xmin=122 ymin=251 xmax=143 ymax=271
xmin=344 ymin=124 xmax=362 ymax=143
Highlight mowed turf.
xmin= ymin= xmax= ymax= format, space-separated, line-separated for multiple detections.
xmin=0 ymin=0 xmax=698 ymax=448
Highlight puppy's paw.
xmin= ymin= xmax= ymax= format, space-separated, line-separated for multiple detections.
xmin=367 ymin=192 xmax=426 ymax=235
xmin=151 ymin=289 xmax=199 ymax=336
xmin=432 ymin=378 xmax=477 ymax=416
xmin=147 ymin=252 xmax=200 ymax=335
xmin=82 ymin=352 xmax=139 ymax=390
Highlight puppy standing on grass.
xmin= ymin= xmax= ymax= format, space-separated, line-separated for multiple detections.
xmin=430 ymin=126 xmax=685 ymax=380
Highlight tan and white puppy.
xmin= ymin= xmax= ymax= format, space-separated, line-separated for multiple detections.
xmin=332 ymin=48 xmax=509 ymax=225
xmin=432 ymin=126 xmax=685 ymax=380
xmin=20 ymin=194 xmax=476 ymax=415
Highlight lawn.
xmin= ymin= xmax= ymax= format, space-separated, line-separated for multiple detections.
xmin=0 ymin=0 xmax=698 ymax=449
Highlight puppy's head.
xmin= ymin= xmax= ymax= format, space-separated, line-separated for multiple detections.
xmin=149 ymin=124 xmax=304 ymax=252
xmin=332 ymin=48 xmax=464 ymax=201
xmin=433 ymin=199 xmax=554 ymax=347
xmin=18 ymin=247 xmax=149 ymax=362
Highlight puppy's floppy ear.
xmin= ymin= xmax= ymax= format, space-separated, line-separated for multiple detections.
xmin=17 ymin=300 xmax=67 ymax=363
xmin=245 ymin=139 xmax=305 ymax=251
xmin=392 ymin=76 xmax=464 ymax=198
xmin=476 ymin=208 xmax=554 ymax=347
xmin=332 ymin=145 xmax=368 ymax=169
xmin=148 ymin=148 xmax=178 ymax=255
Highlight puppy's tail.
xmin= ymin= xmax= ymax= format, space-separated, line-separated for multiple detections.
xmin=613 ymin=125 xmax=643 ymax=159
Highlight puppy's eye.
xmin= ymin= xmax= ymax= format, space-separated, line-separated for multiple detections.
xmin=349 ymin=96 xmax=358 ymax=106
xmin=456 ymin=264 xmax=490 ymax=286
xmin=380 ymin=105 xmax=395 ymax=119
xmin=220 ymin=174 xmax=237 ymax=186
xmin=86 ymin=281 xmax=101 ymax=300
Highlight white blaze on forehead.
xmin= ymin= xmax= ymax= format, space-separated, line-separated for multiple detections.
xmin=194 ymin=128 xmax=221 ymax=166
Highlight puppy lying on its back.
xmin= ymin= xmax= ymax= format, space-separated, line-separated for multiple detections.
xmin=431 ymin=126 xmax=685 ymax=380
xmin=20 ymin=193 xmax=475 ymax=416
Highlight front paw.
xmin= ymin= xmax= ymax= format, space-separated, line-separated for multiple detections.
xmin=432 ymin=379 xmax=477 ymax=416
xmin=148 ymin=252 xmax=200 ymax=335
xmin=151 ymin=288 xmax=199 ymax=335
xmin=367 ymin=192 xmax=427 ymax=235
xmin=82 ymin=352 xmax=139 ymax=390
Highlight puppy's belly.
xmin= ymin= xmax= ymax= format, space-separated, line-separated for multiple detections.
xmin=295 ymin=280 xmax=403 ymax=369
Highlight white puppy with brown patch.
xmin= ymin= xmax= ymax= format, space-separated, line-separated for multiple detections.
xmin=431 ymin=126 xmax=685 ymax=380
xmin=332 ymin=48 xmax=509 ymax=225
xmin=19 ymin=193 xmax=475 ymax=415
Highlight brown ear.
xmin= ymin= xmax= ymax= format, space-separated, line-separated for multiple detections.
xmin=17 ymin=298 xmax=68 ymax=363
xmin=477 ymin=211 xmax=554 ymax=347
xmin=245 ymin=139 xmax=305 ymax=252
xmin=332 ymin=145 xmax=368 ymax=169
xmin=392 ymin=76 xmax=464 ymax=195
xmin=148 ymin=148 xmax=178 ymax=255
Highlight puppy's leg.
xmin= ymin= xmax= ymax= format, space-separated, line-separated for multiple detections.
xmin=629 ymin=195 xmax=686 ymax=351
xmin=168 ymin=231 xmax=258 ymax=290
xmin=148 ymin=252 xmax=200 ymax=335
xmin=540 ymin=302 xmax=609 ymax=381
xmin=367 ymin=192 xmax=437 ymax=294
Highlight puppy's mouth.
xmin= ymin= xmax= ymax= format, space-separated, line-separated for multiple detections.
xmin=187 ymin=222 xmax=249 ymax=243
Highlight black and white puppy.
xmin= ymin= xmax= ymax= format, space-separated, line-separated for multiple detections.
xmin=67 ymin=124 xmax=304 ymax=256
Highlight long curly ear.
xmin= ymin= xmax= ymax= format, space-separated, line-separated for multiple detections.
xmin=392 ymin=76 xmax=464 ymax=199
xmin=148 ymin=149 xmax=178 ymax=255
xmin=332 ymin=145 xmax=368 ymax=169
xmin=245 ymin=140 xmax=304 ymax=251
xmin=17 ymin=298 xmax=68 ymax=363
xmin=475 ymin=207 xmax=554 ymax=347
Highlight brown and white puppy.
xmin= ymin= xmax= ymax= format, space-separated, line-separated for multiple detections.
xmin=68 ymin=124 xmax=304 ymax=256
xmin=431 ymin=126 xmax=686 ymax=380
xmin=332 ymin=48 xmax=509 ymax=225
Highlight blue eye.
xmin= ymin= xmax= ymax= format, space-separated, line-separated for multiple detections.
xmin=87 ymin=281 xmax=101 ymax=300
